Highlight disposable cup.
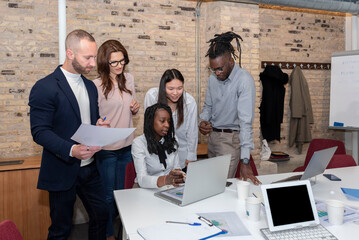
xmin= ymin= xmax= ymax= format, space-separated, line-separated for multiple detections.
xmin=326 ymin=199 xmax=345 ymax=225
xmin=237 ymin=181 xmax=250 ymax=202
xmin=246 ymin=197 xmax=261 ymax=221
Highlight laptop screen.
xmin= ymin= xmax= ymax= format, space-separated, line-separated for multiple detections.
xmin=261 ymin=180 xmax=320 ymax=232
xmin=267 ymin=185 xmax=314 ymax=226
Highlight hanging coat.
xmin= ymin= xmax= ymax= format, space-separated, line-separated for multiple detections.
xmin=259 ymin=65 xmax=288 ymax=142
xmin=288 ymin=66 xmax=314 ymax=153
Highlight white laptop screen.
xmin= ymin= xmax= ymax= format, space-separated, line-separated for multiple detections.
xmin=261 ymin=180 xmax=320 ymax=232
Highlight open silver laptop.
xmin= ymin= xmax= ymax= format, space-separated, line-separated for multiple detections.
xmin=273 ymin=146 xmax=337 ymax=183
xmin=260 ymin=180 xmax=337 ymax=240
xmin=154 ymin=154 xmax=230 ymax=206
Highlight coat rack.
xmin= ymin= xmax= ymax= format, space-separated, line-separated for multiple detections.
xmin=261 ymin=61 xmax=331 ymax=70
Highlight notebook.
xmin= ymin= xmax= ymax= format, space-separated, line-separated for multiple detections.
xmin=154 ymin=154 xmax=231 ymax=206
xmin=273 ymin=146 xmax=337 ymax=183
xmin=260 ymin=180 xmax=337 ymax=240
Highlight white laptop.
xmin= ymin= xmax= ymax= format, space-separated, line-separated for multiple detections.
xmin=154 ymin=154 xmax=230 ymax=206
xmin=273 ymin=146 xmax=337 ymax=183
xmin=260 ymin=180 xmax=337 ymax=240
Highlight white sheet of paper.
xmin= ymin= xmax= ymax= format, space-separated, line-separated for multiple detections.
xmin=71 ymin=124 xmax=135 ymax=147
xmin=137 ymin=213 xmax=222 ymax=240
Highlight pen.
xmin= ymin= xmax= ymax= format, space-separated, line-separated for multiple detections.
xmin=103 ymin=117 xmax=107 ymax=121
xmin=166 ymin=221 xmax=201 ymax=226
xmin=199 ymin=230 xmax=227 ymax=240
xmin=252 ymin=193 xmax=265 ymax=206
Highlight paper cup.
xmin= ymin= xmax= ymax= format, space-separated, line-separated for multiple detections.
xmin=237 ymin=180 xmax=250 ymax=202
xmin=246 ymin=197 xmax=261 ymax=221
xmin=326 ymin=200 xmax=345 ymax=225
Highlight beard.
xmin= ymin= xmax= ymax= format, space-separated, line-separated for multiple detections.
xmin=72 ymin=57 xmax=91 ymax=75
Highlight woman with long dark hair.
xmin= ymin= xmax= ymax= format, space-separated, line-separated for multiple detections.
xmin=144 ymin=69 xmax=198 ymax=170
xmin=94 ymin=39 xmax=140 ymax=240
xmin=132 ymin=103 xmax=185 ymax=188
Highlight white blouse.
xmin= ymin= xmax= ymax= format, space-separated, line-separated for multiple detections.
xmin=131 ymin=134 xmax=181 ymax=188
xmin=144 ymin=87 xmax=198 ymax=169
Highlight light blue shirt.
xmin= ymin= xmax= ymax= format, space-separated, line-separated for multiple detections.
xmin=200 ymin=64 xmax=255 ymax=159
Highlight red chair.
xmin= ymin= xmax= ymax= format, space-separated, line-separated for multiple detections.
xmin=327 ymin=154 xmax=357 ymax=169
xmin=235 ymin=155 xmax=258 ymax=178
xmin=124 ymin=161 xmax=136 ymax=189
xmin=0 ymin=220 xmax=23 ymax=240
xmin=293 ymin=138 xmax=346 ymax=172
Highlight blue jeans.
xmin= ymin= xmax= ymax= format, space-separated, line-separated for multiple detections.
xmin=48 ymin=161 xmax=109 ymax=240
xmin=96 ymin=146 xmax=133 ymax=237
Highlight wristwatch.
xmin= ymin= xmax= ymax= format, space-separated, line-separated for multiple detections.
xmin=241 ymin=158 xmax=250 ymax=165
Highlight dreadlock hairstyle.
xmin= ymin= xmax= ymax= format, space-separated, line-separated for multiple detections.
xmin=157 ymin=69 xmax=185 ymax=128
xmin=97 ymin=39 xmax=132 ymax=99
xmin=144 ymin=103 xmax=178 ymax=156
xmin=205 ymin=31 xmax=243 ymax=66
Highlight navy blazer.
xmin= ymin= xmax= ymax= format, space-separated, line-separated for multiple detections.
xmin=29 ymin=66 xmax=100 ymax=191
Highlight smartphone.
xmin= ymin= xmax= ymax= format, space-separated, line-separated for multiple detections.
xmin=226 ymin=181 xmax=233 ymax=187
xmin=323 ymin=174 xmax=341 ymax=181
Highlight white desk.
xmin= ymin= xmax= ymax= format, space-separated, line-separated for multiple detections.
xmin=114 ymin=166 xmax=359 ymax=240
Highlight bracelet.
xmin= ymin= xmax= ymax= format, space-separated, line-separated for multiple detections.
xmin=163 ymin=175 xmax=167 ymax=186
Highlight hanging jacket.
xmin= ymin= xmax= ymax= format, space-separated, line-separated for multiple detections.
xmin=288 ymin=66 xmax=314 ymax=153
xmin=259 ymin=65 xmax=289 ymax=142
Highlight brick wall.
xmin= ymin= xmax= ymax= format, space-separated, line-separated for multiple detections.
xmin=259 ymin=7 xmax=345 ymax=152
xmin=0 ymin=0 xmax=346 ymax=160
xmin=0 ymin=0 xmax=197 ymax=158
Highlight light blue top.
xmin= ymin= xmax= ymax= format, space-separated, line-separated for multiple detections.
xmin=200 ymin=63 xmax=255 ymax=159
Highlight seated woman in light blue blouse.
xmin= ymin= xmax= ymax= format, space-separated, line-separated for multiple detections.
xmin=144 ymin=69 xmax=198 ymax=170
xmin=131 ymin=103 xmax=185 ymax=188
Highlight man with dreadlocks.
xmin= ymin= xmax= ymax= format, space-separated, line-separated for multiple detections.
xmin=199 ymin=31 xmax=261 ymax=185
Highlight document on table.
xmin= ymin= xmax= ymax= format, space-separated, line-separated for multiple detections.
xmin=137 ymin=213 xmax=224 ymax=240
xmin=197 ymin=211 xmax=251 ymax=238
xmin=71 ymin=124 xmax=135 ymax=147
xmin=316 ymin=201 xmax=359 ymax=226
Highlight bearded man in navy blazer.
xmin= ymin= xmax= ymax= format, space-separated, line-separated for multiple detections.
xmin=29 ymin=29 xmax=109 ymax=240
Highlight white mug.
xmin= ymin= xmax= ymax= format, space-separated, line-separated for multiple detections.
xmin=246 ymin=197 xmax=261 ymax=221
xmin=326 ymin=200 xmax=345 ymax=225
xmin=237 ymin=180 xmax=250 ymax=202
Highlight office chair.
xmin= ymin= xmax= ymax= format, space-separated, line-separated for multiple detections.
xmin=0 ymin=220 xmax=23 ymax=240
xmin=293 ymin=138 xmax=346 ymax=172
xmin=235 ymin=155 xmax=258 ymax=178
xmin=327 ymin=154 xmax=357 ymax=169
xmin=124 ymin=161 xmax=136 ymax=189
xmin=117 ymin=161 xmax=136 ymax=239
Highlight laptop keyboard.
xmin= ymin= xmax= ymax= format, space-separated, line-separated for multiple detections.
xmin=261 ymin=225 xmax=337 ymax=240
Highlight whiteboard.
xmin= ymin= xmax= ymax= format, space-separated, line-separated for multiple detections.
xmin=330 ymin=50 xmax=359 ymax=128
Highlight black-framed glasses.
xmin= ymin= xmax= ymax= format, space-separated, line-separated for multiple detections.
xmin=208 ymin=66 xmax=224 ymax=73
xmin=109 ymin=58 xmax=126 ymax=67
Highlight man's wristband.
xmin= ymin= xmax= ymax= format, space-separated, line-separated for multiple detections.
xmin=240 ymin=158 xmax=250 ymax=165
